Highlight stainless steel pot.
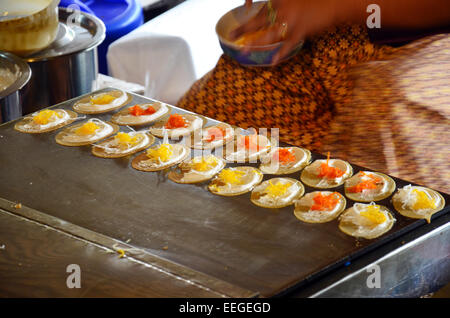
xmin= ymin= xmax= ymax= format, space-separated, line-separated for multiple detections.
xmin=22 ymin=7 xmax=105 ymax=115
xmin=0 ymin=52 xmax=31 ymax=123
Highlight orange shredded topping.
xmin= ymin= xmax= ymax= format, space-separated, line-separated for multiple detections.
xmin=205 ymin=127 xmax=227 ymax=142
xmin=128 ymin=105 xmax=156 ymax=116
xmin=240 ymin=135 xmax=263 ymax=151
xmin=165 ymin=114 xmax=187 ymax=129
xmin=273 ymin=148 xmax=296 ymax=164
xmin=311 ymin=192 xmax=340 ymax=211
xmin=347 ymin=172 xmax=382 ymax=193
xmin=318 ymin=152 xmax=345 ymax=179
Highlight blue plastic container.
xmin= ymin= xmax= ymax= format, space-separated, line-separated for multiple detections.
xmin=60 ymin=0 xmax=144 ymax=74
xmin=60 ymin=0 xmax=95 ymax=14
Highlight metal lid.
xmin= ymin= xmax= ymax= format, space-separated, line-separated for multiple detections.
xmin=0 ymin=52 xmax=32 ymax=98
xmin=24 ymin=7 xmax=105 ymax=62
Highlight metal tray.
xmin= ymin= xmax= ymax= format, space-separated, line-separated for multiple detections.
xmin=0 ymin=88 xmax=448 ymax=297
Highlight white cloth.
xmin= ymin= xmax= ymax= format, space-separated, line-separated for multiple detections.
xmin=96 ymin=73 xmax=145 ymax=95
xmin=107 ymin=0 xmax=243 ymax=105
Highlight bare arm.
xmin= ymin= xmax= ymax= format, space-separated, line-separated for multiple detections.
xmin=231 ymin=0 xmax=450 ymax=63
xmin=347 ymin=0 xmax=450 ymax=30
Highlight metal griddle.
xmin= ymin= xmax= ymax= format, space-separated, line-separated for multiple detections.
xmin=0 ymin=88 xmax=448 ymax=297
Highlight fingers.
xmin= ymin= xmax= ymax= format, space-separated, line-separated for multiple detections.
xmin=229 ymin=5 xmax=269 ymax=40
xmin=245 ymin=0 xmax=253 ymax=9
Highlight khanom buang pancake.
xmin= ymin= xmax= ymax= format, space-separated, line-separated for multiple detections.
xmin=392 ymin=185 xmax=445 ymax=223
xmin=131 ymin=143 xmax=190 ymax=172
xmin=188 ymin=123 xmax=234 ymax=150
xmin=223 ymin=134 xmax=272 ymax=163
xmin=208 ymin=166 xmax=263 ymax=196
xmin=168 ymin=155 xmax=226 ymax=184
xmin=294 ymin=191 xmax=346 ymax=223
xmin=73 ymin=90 xmax=131 ymax=114
xmin=344 ymin=171 xmax=396 ymax=202
xmin=149 ymin=113 xmax=205 ymax=139
xmin=259 ymin=147 xmax=311 ymax=175
xmin=111 ymin=102 xmax=170 ymax=126
xmin=339 ymin=203 xmax=395 ymax=239
xmin=301 ymin=157 xmax=353 ymax=189
xmin=14 ymin=109 xmax=78 ymax=134
xmin=55 ymin=119 xmax=119 ymax=146
xmin=92 ymin=131 xmax=155 ymax=158
xmin=250 ymin=177 xmax=305 ymax=209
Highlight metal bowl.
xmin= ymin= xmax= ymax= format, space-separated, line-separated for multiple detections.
xmin=21 ymin=7 xmax=105 ymax=116
xmin=0 ymin=0 xmax=60 ymax=56
xmin=215 ymin=1 xmax=303 ymax=67
xmin=0 ymin=52 xmax=32 ymax=123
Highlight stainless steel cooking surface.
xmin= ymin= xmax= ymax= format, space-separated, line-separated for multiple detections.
xmin=0 ymin=89 xmax=448 ymax=297
xmin=0 ymin=52 xmax=31 ymax=123
xmin=21 ymin=7 xmax=105 ymax=115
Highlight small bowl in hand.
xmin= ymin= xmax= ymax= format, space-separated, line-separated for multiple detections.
xmin=215 ymin=1 xmax=303 ymax=67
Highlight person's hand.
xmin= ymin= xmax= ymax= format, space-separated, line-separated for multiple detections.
xmin=229 ymin=2 xmax=273 ymax=43
xmin=230 ymin=0 xmax=348 ymax=64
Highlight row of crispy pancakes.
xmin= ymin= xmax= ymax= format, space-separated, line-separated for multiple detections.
xmin=14 ymin=89 xmax=446 ymax=240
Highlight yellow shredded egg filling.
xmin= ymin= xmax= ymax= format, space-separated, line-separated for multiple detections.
xmin=218 ymin=169 xmax=245 ymax=184
xmin=90 ymin=94 xmax=116 ymax=105
xmin=75 ymin=122 xmax=100 ymax=135
xmin=114 ymin=132 xmax=138 ymax=145
xmin=191 ymin=156 xmax=218 ymax=172
xmin=412 ymin=189 xmax=436 ymax=210
xmin=360 ymin=205 xmax=387 ymax=225
xmin=146 ymin=144 xmax=173 ymax=162
xmin=265 ymin=181 xmax=291 ymax=198
xmin=32 ymin=110 xmax=62 ymax=125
